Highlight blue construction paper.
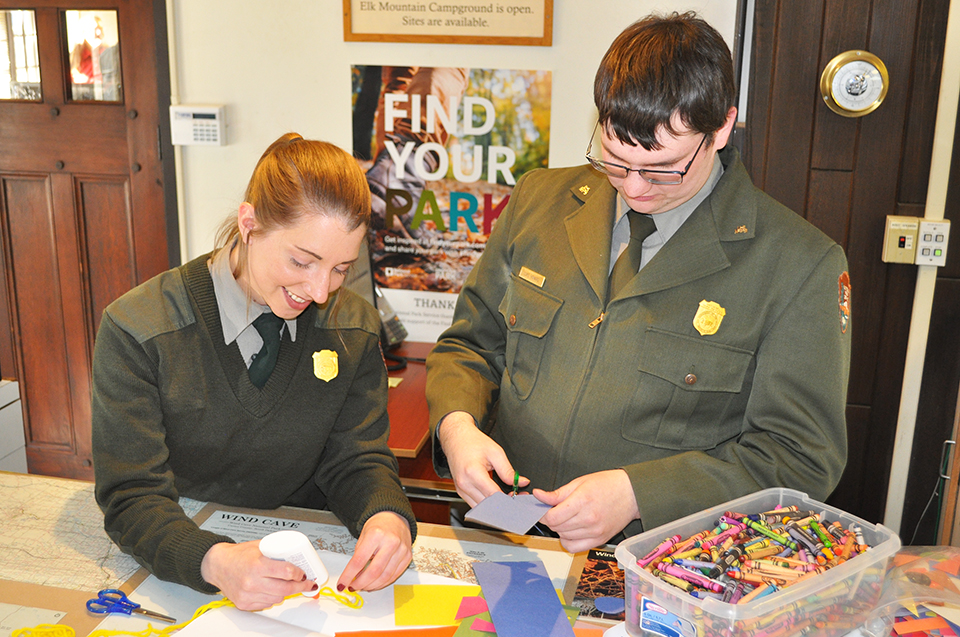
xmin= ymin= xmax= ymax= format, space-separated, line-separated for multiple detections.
xmin=472 ymin=560 xmax=575 ymax=637
xmin=463 ymin=492 xmax=552 ymax=534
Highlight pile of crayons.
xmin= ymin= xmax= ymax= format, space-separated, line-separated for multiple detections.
xmin=635 ymin=504 xmax=872 ymax=605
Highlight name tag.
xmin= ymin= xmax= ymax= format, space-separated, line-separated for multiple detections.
xmin=519 ymin=266 xmax=545 ymax=288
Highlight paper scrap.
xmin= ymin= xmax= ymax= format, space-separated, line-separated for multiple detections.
xmin=934 ymin=558 xmax=960 ymax=577
xmin=394 ymin=584 xmax=481 ymax=626
xmin=0 ymin=603 xmax=66 ymax=636
xmin=894 ymin=615 xmax=950 ymax=634
xmin=470 ymin=618 xmax=496 ymax=632
xmin=453 ymin=612 xmax=494 ymax=637
xmin=455 ymin=596 xmax=488 ymax=620
xmin=464 ymin=492 xmax=552 ymax=535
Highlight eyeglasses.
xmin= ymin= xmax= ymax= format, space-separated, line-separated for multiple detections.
xmin=586 ymin=123 xmax=707 ymax=185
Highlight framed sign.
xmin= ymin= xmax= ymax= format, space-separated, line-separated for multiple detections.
xmin=343 ymin=0 xmax=553 ymax=46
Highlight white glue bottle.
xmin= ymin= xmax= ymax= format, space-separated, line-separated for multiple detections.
xmin=259 ymin=530 xmax=329 ymax=597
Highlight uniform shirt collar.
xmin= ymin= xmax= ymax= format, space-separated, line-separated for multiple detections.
xmin=616 ymin=153 xmax=725 ymax=238
xmin=208 ymin=244 xmax=298 ymax=345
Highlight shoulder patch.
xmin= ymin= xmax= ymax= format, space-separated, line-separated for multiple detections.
xmin=838 ymin=271 xmax=852 ymax=334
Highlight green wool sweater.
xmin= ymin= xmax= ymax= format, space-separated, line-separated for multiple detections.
xmin=92 ymin=255 xmax=416 ymax=593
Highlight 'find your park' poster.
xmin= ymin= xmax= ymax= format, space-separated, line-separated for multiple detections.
xmin=352 ymin=65 xmax=551 ymax=342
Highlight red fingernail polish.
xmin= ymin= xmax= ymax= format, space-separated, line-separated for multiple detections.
xmin=301 ymin=574 xmax=307 ymax=581
xmin=336 ymin=583 xmax=344 ymax=592
xmin=310 ymin=583 xmax=319 ymax=592
xmin=348 ymin=587 xmax=355 ymax=593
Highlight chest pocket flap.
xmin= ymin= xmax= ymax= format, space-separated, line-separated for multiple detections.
xmin=626 ymin=328 xmax=755 ymax=450
xmin=639 ymin=328 xmax=753 ymax=392
xmin=498 ymin=276 xmax=563 ymax=399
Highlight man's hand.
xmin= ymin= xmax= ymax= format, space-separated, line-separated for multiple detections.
xmin=337 ymin=511 xmax=413 ymax=593
xmin=437 ymin=411 xmax=528 ymax=506
xmin=534 ymin=469 xmax=640 ymax=553
xmin=200 ymin=541 xmax=316 ymax=611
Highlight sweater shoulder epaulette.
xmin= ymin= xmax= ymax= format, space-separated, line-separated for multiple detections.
xmin=103 ymin=259 xmax=201 ymax=345
xmin=314 ymin=287 xmax=383 ymax=338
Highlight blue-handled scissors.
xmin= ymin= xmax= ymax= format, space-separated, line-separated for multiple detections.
xmin=86 ymin=589 xmax=177 ymax=624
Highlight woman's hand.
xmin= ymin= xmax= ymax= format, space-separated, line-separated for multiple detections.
xmin=337 ymin=511 xmax=413 ymax=592
xmin=200 ymin=540 xmax=317 ymax=611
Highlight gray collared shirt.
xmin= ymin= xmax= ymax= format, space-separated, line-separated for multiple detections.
xmin=610 ymin=154 xmax=725 ymax=273
xmin=208 ymin=246 xmax=298 ymax=368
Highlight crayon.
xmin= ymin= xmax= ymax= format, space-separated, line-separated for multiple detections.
xmin=659 ymin=562 xmax=726 ymax=592
xmin=810 ymin=520 xmax=834 ymax=547
xmin=827 ymin=520 xmax=846 ymax=541
xmin=674 ymin=529 xmax=712 ymax=553
xmin=725 ymin=569 xmax=787 ymax=586
xmin=785 ymin=526 xmax=818 ymax=555
xmin=670 ymin=558 xmax=718 ymax=572
xmin=637 ymin=534 xmax=682 ymax=568
xmin=744 ymin=518 xmax=797 ymax=550
xmin=738 ymin=581 xmax=775 ymax=604
xmin=652 ymin=568 xmax=696 ymax=592
xmin=708 ymin=545 xmax=747 ymax=579
xmin=738 ymin=562 xmax=806 ymax=579
xmin=745 ymin=545 xmax=782 ymax=560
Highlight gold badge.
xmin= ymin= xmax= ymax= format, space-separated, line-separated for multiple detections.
xmin=579 ymin=185 xmax=590 ymax=195
xmin=313 ymin=350 xmax=338 ymax=382
xmin=693 ymin=300 xmax=726 ymax=336
xmin=735 ymin=225 xmax=748 ymax=234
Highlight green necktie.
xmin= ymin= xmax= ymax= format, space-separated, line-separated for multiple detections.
xmin=609 ymin=210 xmax=657 ymax=298
xmin=248 ymin=312 xmax=284 ymax=388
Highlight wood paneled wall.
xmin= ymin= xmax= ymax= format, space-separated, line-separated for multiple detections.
xmin=744 ymin=0 xmax=955 ymax=533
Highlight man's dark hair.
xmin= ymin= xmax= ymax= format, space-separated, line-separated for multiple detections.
xmin=594 ymin=12 xmax=737 ymax=150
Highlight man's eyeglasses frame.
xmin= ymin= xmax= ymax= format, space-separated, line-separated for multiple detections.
xmin=586 ymin=122 xmax=708 ymax=186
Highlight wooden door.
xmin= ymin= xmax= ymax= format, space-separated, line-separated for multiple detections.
xmin=742 ymin=0 xmax=952 ymax=528
xmin=0 ymin=0 xmax=173 ymax=479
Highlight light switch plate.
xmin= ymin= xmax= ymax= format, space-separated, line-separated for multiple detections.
xmin=915 ymin=219 xmax=950 ymax=267
xmin=882 ymin=215 xmax=920 ymax=264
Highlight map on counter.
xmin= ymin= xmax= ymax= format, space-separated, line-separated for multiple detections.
xmin=0 ymin=472 xmax=205 ymax=591
xmin=200 ymin=509 xmax=574 ymax=588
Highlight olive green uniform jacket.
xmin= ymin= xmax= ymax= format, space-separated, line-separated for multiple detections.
xmin=426 ymin=148 xmax=851 ymax=536
xmin=93 ymin=255 xmax=416 ymax=593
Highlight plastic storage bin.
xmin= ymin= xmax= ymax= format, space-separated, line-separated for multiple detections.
xmin=614 ymin=488 xmax=900 ymax=637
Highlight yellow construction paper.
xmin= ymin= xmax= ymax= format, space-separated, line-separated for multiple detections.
xmin=394 ymin=585 xmax=481 ymax=626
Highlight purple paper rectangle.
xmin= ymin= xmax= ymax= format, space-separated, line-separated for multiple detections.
xmin=472 ymin=561 xmax=575 ymax=637
xmin=463 ymin=492 xmax=552 ymax=535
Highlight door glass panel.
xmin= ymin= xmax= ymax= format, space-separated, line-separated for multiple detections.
xmin=0 ymin=10 xmax=41 ymax=100
xmin=64 ymin=10 xmax=122 ymax=102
